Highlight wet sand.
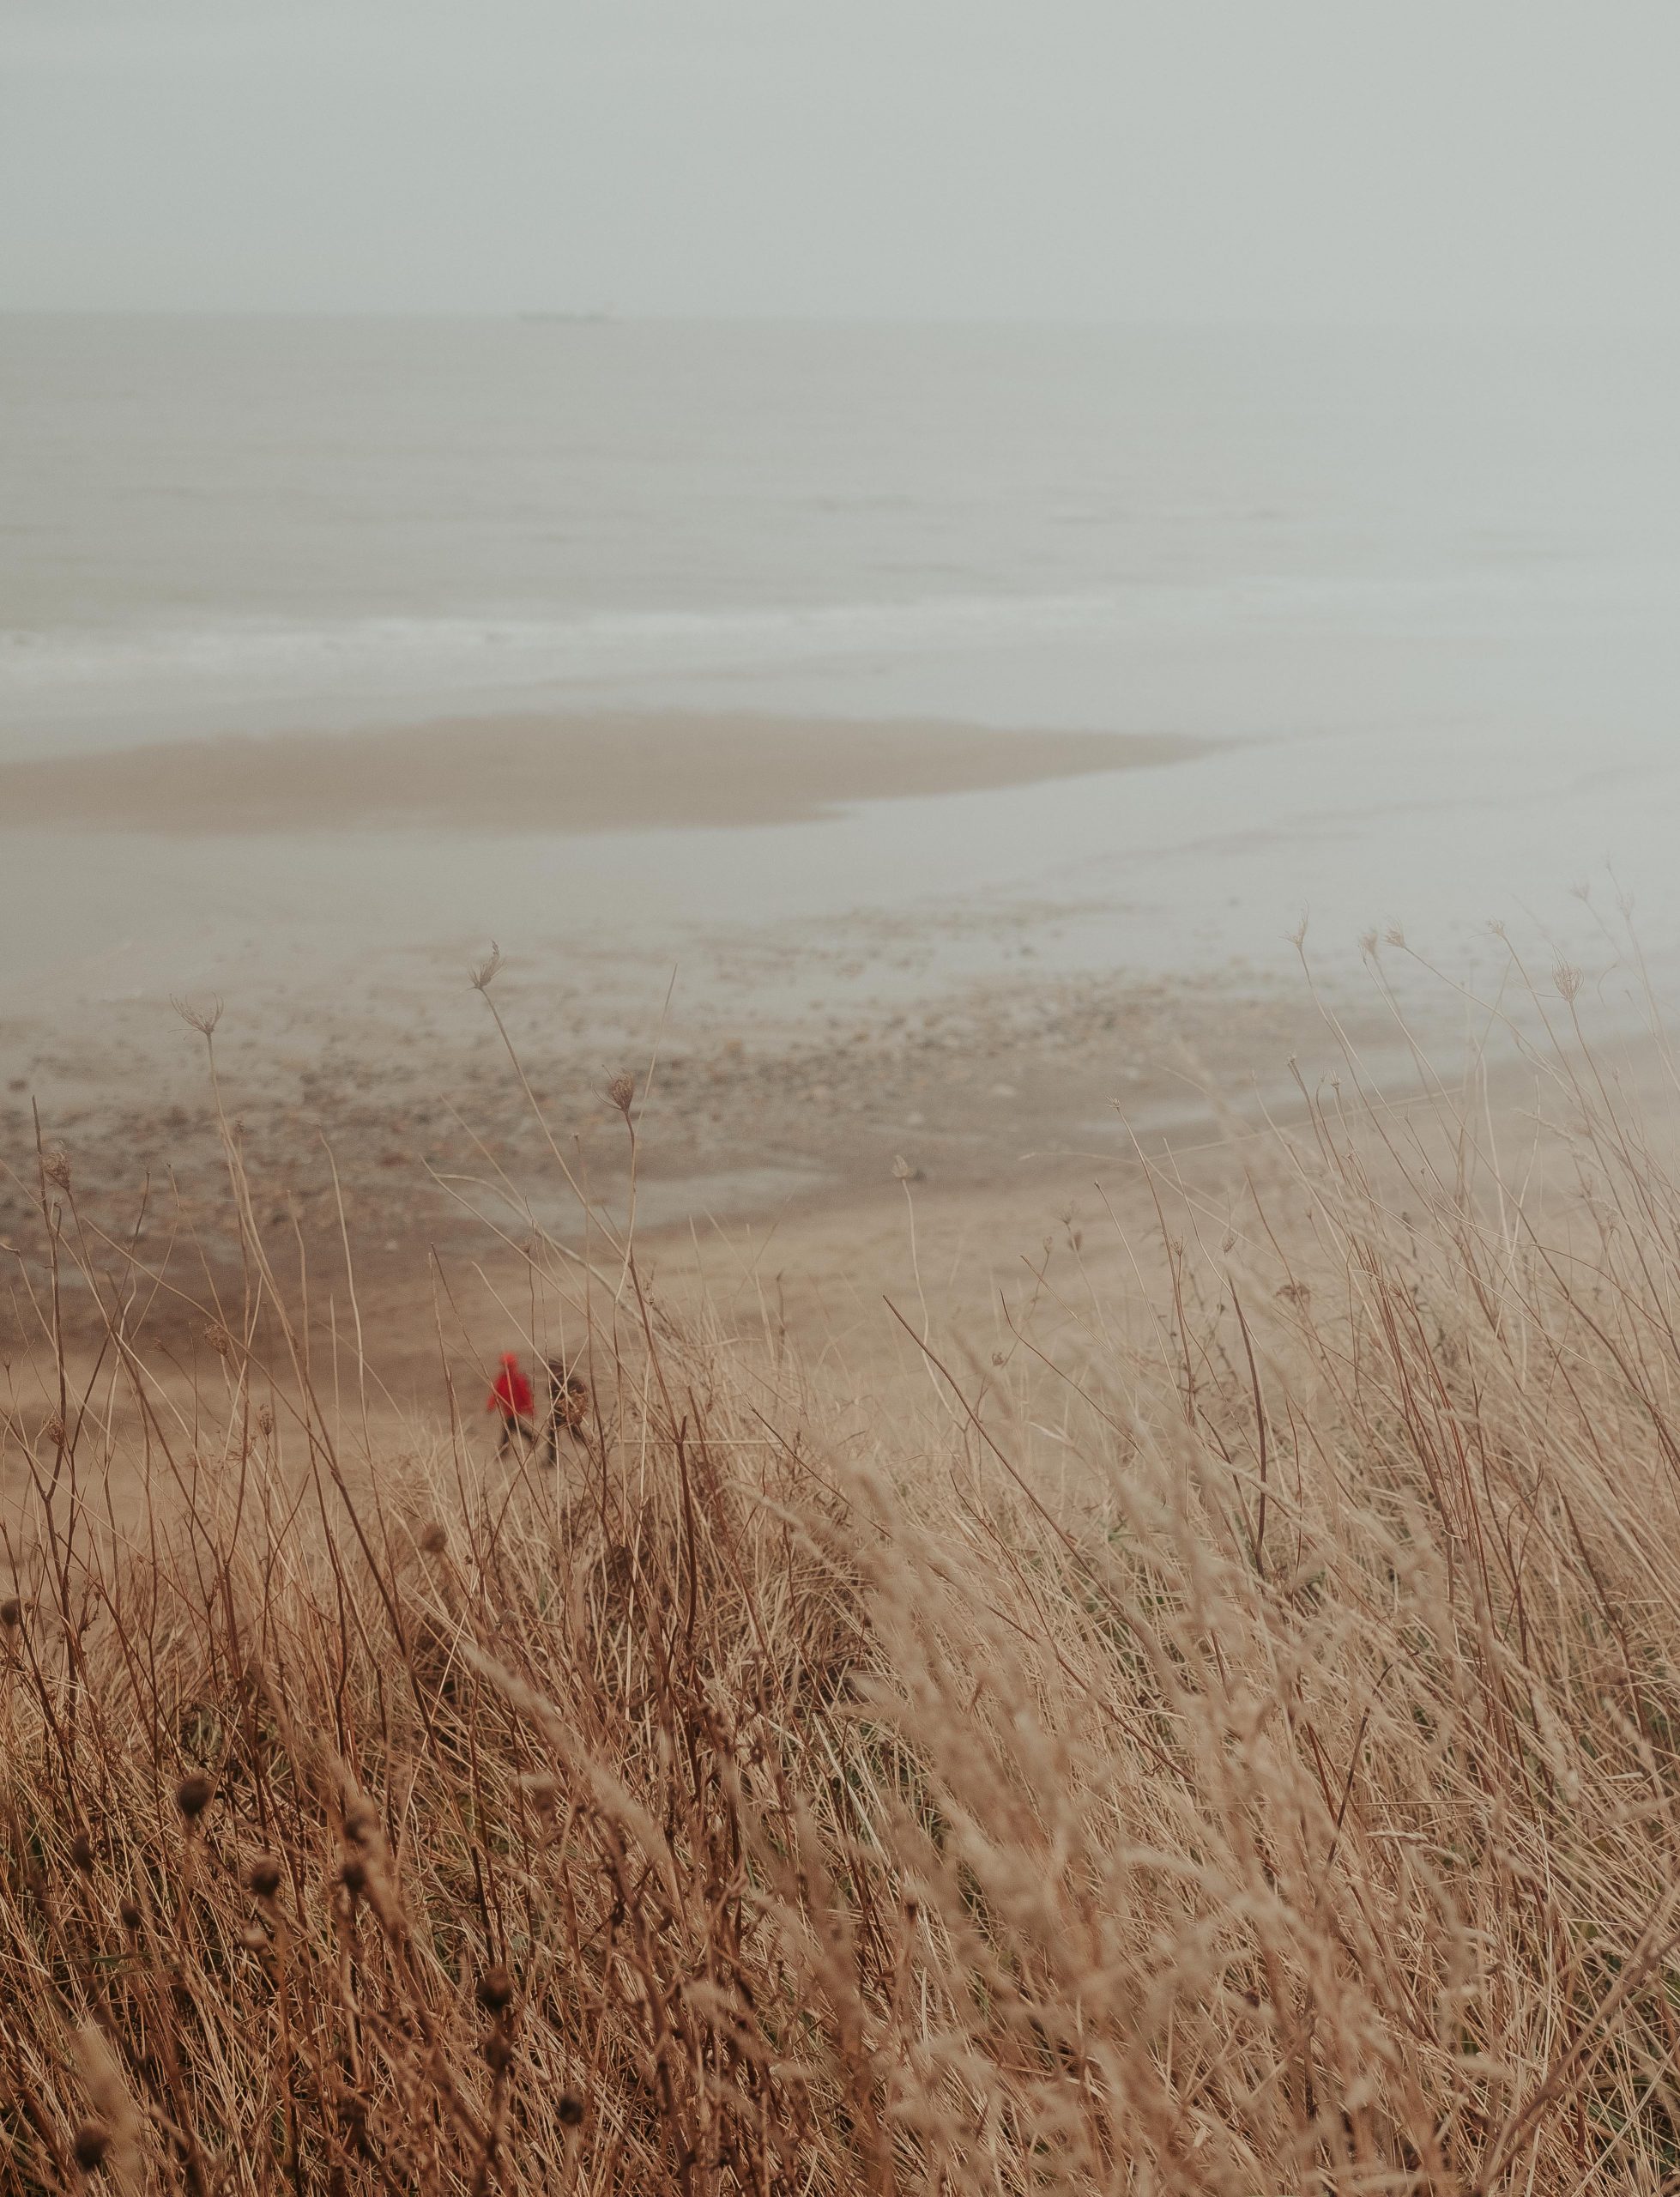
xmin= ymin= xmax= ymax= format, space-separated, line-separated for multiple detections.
xmin=0 ymin=922 xmax=1333 ymax=1368
xmin=0 ymin=711 xmax=1200 ymax=833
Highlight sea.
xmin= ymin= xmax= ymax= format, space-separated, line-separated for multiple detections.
xmin=3 ymin=317 xmax=1679 ymax=1016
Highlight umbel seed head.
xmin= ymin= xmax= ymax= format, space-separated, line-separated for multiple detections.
xmin=69 ymin=1831 xmax=94 ymax=1873
xmin=557 ymin=2091 xmax=584 ymax=2127
xmin=246 ymin=1855 xmax=282 ymax=1899
xmin=175 ymin=1774 xmax=213 ymax=1820
xmin=607 ymin=1073 xmax=636 ymax=1114
xmin=419 ymin=1521 xmax=448 ymax=1555
xmin=476 ymin=1964 xmax=515 ymax=2014
xmin=0 ymin=1598 xmax=21 ymax=1630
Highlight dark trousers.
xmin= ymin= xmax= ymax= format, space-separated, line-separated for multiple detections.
xmin=496 ymin=1411 xmax=532 ymax=1456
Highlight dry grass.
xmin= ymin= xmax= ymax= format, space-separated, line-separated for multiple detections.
xmin=9 ymin=956 xmax=1680 ymax=2192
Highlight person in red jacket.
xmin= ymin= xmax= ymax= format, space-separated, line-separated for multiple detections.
xmin=486 ymin=1351 xmax=535 ymax=1456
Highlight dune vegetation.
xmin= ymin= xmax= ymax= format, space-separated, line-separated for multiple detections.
xmin=7 ymin=956 xmax=1680 ymax=2194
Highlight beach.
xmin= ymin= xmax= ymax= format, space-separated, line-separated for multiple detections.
xmin=8 ymin=321 xmax=1680 ymax=2194
xmin=4 ymin=314 xmax=1679 ymax=1401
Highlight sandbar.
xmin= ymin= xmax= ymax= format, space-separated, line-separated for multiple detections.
xmin=0 ymin=711 xmax=1200 ymax=836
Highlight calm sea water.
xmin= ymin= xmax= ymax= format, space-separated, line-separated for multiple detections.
xmin=3 ymin=317 xmax=1679 ymax=1004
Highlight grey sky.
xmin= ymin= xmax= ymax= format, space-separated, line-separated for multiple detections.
xmin=4 ymin=0 xmax=1679 ymax=322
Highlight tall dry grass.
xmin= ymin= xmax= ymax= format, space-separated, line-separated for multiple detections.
xmin=8 ymin=957 xmax=1680 ymax=2191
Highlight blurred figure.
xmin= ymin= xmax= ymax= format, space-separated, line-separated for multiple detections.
xmin=539 ymin=1359 xmax=591 ymax=1465
xmin=486 ymin=1351 xmax=535 ymax=1456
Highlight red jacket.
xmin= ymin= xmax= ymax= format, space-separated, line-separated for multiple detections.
xmin=488 ymin=1357 xmax=533 ymax=1418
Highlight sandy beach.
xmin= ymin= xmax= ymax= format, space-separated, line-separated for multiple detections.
xmin=3 ymin=307 xmax=1672 ymax=1590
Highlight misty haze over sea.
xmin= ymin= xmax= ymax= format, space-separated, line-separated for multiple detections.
xmin=3 ymin=316 xmax=1678 ymax=1001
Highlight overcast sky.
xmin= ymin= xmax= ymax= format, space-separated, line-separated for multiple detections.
xmin=4 ymin=0 xmax=1679 ymax=322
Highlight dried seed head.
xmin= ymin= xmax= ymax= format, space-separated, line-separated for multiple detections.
xmin=484 ymin=2032 xmax=513 ymax=2073
xmin=607 ymin=1072 xmax=636 ymax=1114
xmin=174 ymin=1774 xmax=214 ymax=1821
xmin=118 ymin=1898 xmax=142 ymax=1933
xmin=41 ymin=1146 xmax=72 ymax=1191
xmin=69 ymin=1831 xmax=95 ymax=1874
xmin=0 ymin=1597 xmax=20 ymax=1630
xmin=254 ymin=1402 xmax=275 ymax=1435
xmin=557 ymin=2091 xmax=584 ymax=2127
xmin=338 ymin=1856 xmax=367 ymax=1897
xmin=172 ymin=994 xmax=223 ymax=1039
xmin=418 ymin=1521 xmax=448 ymax=1555
xmin=72 ymin=2122 xmax=111 ymax=2171
xmin=476 ymin=1964 xmax=515 ymax=2014
xmin=520 ymin=1772 xmax=559 ymax=1813
xmin=202 ymin=1322 xmax=235 ymax=1360
xmin=246 ymin=1855 xmax=282 ymax=1899
xmin=73 ymin=2024 xmax=141 ymax=2184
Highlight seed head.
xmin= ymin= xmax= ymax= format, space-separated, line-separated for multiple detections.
xmin=41 ymin=1146 xmax=72 ymax=1192
xmin=118 ymin=1898 xmax=142 ymax=1933
xmin=0 ymin=1597 xmax=20 ymax=1630
xmin=172 ymin=994 xmax=223 ymax=1039
xmin=484 ymin=2032 xmax=513 ymax=2073
xmin=72 ymin=2122 xmax=111 ymax=2172
xmin=174 ymin=1774 xmax=214 ymax=1821
xmin=418 ymin=1521 xmax=448 ymax=1555
xmin=520 ymin=1772 xmax=559 ymax=1813
xmin=339 ymin=1856 xmax=367 ymax=1897
xmin=69 ymin=1831 xmax=94 ymax=1874
xmin=246 ymin=1855 xmax=282 ymax=1899
xmin=476 ymin=1964 xmax=515 ymax=2014
xmin=557 ymin=2091 xmax=584 ymax=2127
xmin=607 ymin=1072 xmax=636 ymax=1115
